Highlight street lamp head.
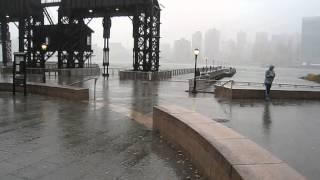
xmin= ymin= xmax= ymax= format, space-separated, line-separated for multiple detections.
xmin=194 ymin=48 xmax=200 ymax=56
xmin=41 ymin=44 xmax=48 ymax=51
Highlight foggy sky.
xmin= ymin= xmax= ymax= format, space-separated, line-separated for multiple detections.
xmin=8 ymin=0 xmax=320 ymax=49
xmin=91 ymin=0 xmax=320 ymax=49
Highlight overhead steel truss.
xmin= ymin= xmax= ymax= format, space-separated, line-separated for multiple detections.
xmin=0 ymin=19 xmax=12 ymax=66
xmin=57 ymin=15 xmax=92 ymax=69
xmin=0 ymin=0 xmax=161 ymax=72
xmin=133 ymin=5 xmax=161 ymax=72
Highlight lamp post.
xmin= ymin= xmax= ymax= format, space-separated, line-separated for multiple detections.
xmin=192 ymin=48 xmax=200 ymax=93
xmin=41 ymin=43 xmax=47 ymax=83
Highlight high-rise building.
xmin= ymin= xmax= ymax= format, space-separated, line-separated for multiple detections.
xmin=192 ymin=31 xmax=202 ymax=51
xmin=237 ymin=31 xmax=247 ymax=48
xmin=204 ymin=28 xmax=220 ymax=61
xmin=252 ymin=32 xmax=269 ymax=65
xmin=192 ymin=31 xmax=203 ymax=60
xmin=173 ymin=38 xmax=192 ymax=64
xmin=235 ymin=31 xmax=249 ymax=63
xmin=269 ymin=34 xmax=293 ymax=66
xmin=302 ymin=17 xmax=320 ymax=65
xmin=160 ymin=43 xmax=172 ymax=62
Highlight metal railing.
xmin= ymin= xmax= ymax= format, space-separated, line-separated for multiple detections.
xmin=215 ymin=80 xmax=320 ymax=90
xmin=68 ymin=76 xmax=99 ymax=100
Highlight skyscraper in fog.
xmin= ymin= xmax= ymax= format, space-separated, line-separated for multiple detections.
xmin=192 ymin=31 xmax=202 ymax=60
xmin=192 ymin=31 xmax=202 ymax=51
xmin=160 ymin=43 xmax=172 ymax=62
xmin=237 ymin=31 xmax=247 ymax=48
xmin=173 ymin=38 xmax=192 ymax=63
xmin=252 ymin=32 xmax=269 ymax=65
xmin=204 ymin=28 xmax=220 ymax=61
xmin=236 ymin=31 xmax=248 ymax=63
xmin=270 ymin=34 xmax=293 ymax=66
xmin=302 ymin=17 xmax=320 ymax=65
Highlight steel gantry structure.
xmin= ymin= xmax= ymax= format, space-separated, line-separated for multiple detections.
xmin=0 ymin=0 xmax=161 ymax=73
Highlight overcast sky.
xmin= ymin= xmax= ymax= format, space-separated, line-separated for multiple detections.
xmin=88 ymin=0 xmax=320 ymax=49
xmin=9 ymin=0 xmax=320 ymax=49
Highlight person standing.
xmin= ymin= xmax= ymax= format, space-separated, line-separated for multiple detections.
xmin=264 ymin=65 xmax=275 ymax=100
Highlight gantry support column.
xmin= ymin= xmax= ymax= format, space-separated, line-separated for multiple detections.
xmin=1 ymin=17 xmax=11 ymax=66
xmin=102 ymin=16 xmax=111 ymax=78
xmin=18 ymin=17 xmax=40 ymax=67
xmin=133 ymin=4 xmax=161 ymax=72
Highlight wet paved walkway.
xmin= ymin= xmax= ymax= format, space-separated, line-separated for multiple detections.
xmin=0 ymin=89 xmax=202 ymax=179
xmin=2 ymin=69 xmax=320 ymax=179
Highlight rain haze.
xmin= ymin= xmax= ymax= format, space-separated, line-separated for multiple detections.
xmin=88 ymin=0 xmax=320 ymax=48
xmin=5 ymin=0 xmax=320 ymax=66
xmin=2 ymin=1 xmax=320 ymax=180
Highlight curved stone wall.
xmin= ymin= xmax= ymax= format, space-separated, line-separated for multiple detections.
xmin=153 ymin=105 xmax=305 ymax=180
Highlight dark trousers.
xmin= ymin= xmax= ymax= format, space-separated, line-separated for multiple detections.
xmin=265 ymin=83 xmax=272 ymax=96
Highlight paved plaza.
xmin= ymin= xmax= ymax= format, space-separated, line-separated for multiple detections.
xmin=0 ymin=74 xmax=204 ymax=180
xmin=1 ymin=71 xmax=320 ymax=179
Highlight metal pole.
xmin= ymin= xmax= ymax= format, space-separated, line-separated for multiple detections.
xmin=103 ymin=38 xmax=107 ymax=76
xmin=13 ymin=55 xmax=16 ymax=96
xmin=106 ymin=38 xmax=110 ymax=79
xmin=23 ymin=58 xmax=27 ymax=96
xmin=94 ymin=78 xmax=97 ymax=100
xmin=193 ymin=55 xmax=198 ymax=93
xmin=42 ymin=51 xmax=46 ymax=83
xmin=102 ymin=17 xmax=111 ymax=78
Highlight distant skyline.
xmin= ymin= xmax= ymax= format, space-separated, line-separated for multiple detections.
xmin=5 ymin=0 xmax=320 ymax=50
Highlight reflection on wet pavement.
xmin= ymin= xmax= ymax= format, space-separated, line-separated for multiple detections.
xmin=0 ymin=91 xmax=203 ymax=179
xmin=219 ymin=99 xmax=320 ymax=180
xmin=1 ymin=70 xmax=320 ymax=179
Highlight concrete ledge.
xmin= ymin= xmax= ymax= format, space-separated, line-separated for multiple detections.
xmin=215 ymin=85 xmax=320 ymax=100
xmin=0 ymin=82 xmax=89 ymax=100
xmin=1 ymin=67 xmax=101 ymax=77
xmin=153 ymin=105 xmax=305 ymax=180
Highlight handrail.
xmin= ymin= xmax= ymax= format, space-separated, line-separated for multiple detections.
xmin=68 ymin=76 xmax=99 ymax=100
xmin=215 ymin=80 xmax=320 ymax=89
xmin=220 ymin=80 xmax=233 ymax=87
xmin=68 ymin=76 xmax=99 ymax=86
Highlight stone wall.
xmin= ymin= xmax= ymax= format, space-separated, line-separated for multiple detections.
xmin=0 ymin=82 xmax=89 ymax=100
xmin=153 ymin=105 xmax=305 ymax=180
xmin=214 ymin=86 xmax=232 ymax=99
xmin=214 ymin=86 xmax=320 ymax=100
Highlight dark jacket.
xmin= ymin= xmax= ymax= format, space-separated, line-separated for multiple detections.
xmin=265 ymin=69 xmax=275 ymax=85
